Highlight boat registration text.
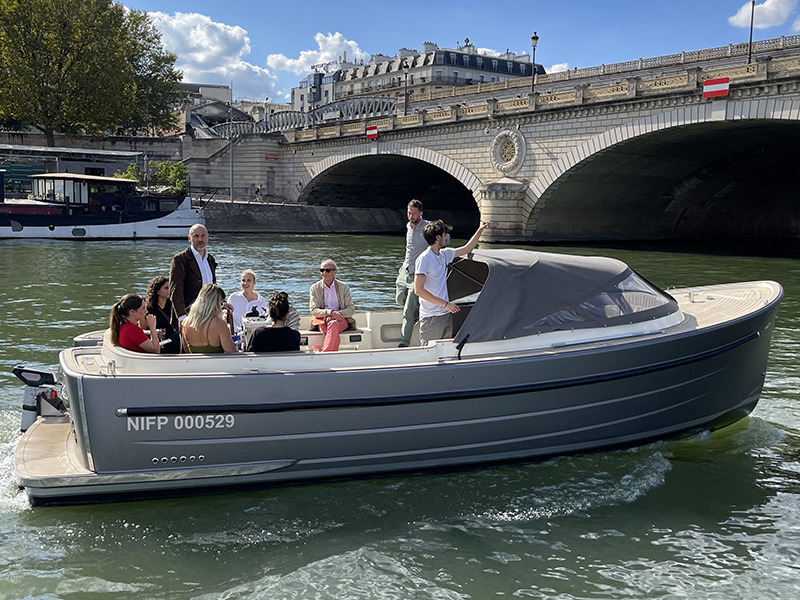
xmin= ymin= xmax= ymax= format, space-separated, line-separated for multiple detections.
xmin=127 ymin=415 xmax=236 ymax=431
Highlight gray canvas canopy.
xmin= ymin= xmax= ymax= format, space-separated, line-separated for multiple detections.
xmin=449 ymin=249 xmax=678 ymax=344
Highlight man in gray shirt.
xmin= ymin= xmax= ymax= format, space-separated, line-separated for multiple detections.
xmin=395 ymin=199 xmax=429 ymax=347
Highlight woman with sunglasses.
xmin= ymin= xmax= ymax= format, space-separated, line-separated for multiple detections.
xmin=309 ymin=259 xmax=355 ymax=352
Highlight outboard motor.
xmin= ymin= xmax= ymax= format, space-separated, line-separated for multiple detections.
xmin=13 ymin=366 xmax=66 ymax=432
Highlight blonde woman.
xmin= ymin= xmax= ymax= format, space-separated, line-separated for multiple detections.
xmin=182 ymin=284 xmax=239 ymax=354
xmin=229 ymin=269 xmax=267 ymax=331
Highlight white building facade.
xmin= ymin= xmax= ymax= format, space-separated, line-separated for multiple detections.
xmin=290 ymin=41 xmax=543 ymax=113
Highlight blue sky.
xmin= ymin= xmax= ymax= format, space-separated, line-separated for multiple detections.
xmin=121 ymin=0 xmax=800 ymax=102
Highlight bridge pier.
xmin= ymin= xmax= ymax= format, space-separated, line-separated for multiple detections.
xmin=478 ymin=178 xmax=532 ymax=242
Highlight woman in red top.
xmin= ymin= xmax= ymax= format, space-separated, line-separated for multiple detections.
xmin=109 ymin=294 xmax=161 ymax=354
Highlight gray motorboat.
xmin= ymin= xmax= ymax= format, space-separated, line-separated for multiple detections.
xmin=14 ymin=249 xmax=783 ymax=505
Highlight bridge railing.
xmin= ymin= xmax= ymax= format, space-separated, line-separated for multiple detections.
xmin=282 ymin=50 xmax=800 ymax=144
xmin=209 ymin=98 xmax=398 ymax=136
xmin=410 ymin=34 xmax=800 ymax=105
xmin=211 ymin=34 xmax=800 ymax=140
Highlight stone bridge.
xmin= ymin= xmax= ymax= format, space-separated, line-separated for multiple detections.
xmin=194 ymin=36 xmax=800 ymax=242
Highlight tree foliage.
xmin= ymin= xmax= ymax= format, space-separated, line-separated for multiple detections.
xmin=119 ymin=10 xmax=184 ymax=135
xmin=0 ymin=0 xmax=183 ymax=145
xmin=115 ymin=160 xmax=188 ymax=195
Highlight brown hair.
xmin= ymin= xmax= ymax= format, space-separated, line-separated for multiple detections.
xmin=269 ymin=291 xmax=290 ymax=321
xmin=145 ymin=276 xmax=168 ymax=311
xmin=422 ymin=220 xmax=452 ymax=245
xmin=109 ymin=294 xmax=144 ymax=345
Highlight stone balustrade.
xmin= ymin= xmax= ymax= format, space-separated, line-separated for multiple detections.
xmin=281 ymin=49 xmax=800 ymax=144
xmin=409 ymin=33 xmax=800 ymax=103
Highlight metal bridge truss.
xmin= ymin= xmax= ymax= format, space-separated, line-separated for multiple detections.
xmin=210 ymin=97 xmax=396 ymax=138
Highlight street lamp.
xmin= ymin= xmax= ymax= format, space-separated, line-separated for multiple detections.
xmin=531 ymin=31 xmax=539 ymax=94
xmin=747 ymin=0 xmax=755 ymax=64
xmin=309 ymin=84 xmax=317 ymax=127
xmin=530 ymin=32 xmax=539 ymax=93
xmin=402 ymin=60 xmax=409 ymax=116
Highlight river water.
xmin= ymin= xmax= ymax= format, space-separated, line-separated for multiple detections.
xmin=1 ymin=234 xmax=798 ymax=600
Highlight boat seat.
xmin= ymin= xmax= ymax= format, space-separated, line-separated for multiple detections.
xmin=299 ymin=327 xmax=370 ymax=350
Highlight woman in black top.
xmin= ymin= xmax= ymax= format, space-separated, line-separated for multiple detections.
xmin=246 ymin=292 xmax=301 ymax=352
xmin=146 ymin=276 xmax=181 ymax=354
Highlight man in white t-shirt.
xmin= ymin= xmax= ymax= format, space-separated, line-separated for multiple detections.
xmin=414 ymin=219 xmax=490 ymax=346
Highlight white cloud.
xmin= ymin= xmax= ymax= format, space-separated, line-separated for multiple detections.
xmin=267 ymin=32 xmax=369 ymax=75
xmin=728 ymin=0 xmax=797 ymax=29
xmin=546 ymin=63 xmax=569 ymax=74
xmin=476 ymin=47 xmax=501 ymax=57
xmin=149 ymin=12 xmax=277 ymax=100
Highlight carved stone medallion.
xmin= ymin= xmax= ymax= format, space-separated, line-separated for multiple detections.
xmin=489 ymin=128 xmax=526 ymax=176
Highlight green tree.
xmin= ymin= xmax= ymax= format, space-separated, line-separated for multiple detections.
xmin=0 ymin=0 xmax=182 ymax=145
xmin=114 ymin=160 xmax=188 ymax=195
xmin=119 ymin=10 xmax=184 ymax=135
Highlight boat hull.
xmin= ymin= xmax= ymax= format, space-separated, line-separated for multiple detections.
xmin=0 ymin=197 xmax=202 ymax=239
xmin=18 ymin=292 xmax=780 ymax=504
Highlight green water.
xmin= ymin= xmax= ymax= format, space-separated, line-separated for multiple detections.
xmin=1 ymin=234 xmax=798 ymax=600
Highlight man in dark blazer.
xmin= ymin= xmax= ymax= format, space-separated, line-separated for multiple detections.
xmin=169 ymin=223 xmax=217 ymax=326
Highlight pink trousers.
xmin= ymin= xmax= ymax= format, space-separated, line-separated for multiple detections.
xmin=319 ymin=318 xmax=349 ymax=351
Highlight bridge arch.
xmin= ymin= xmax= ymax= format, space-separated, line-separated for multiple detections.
xmin=293 ymin=142 xmax=483 ymax=232
xmin=526 ymin=96 xmax=800 ymax=240
xmin=297 ymin=142 xmax=483 ymax=198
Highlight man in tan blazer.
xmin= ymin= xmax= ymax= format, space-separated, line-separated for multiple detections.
xmin=309 ymin=258 xmax=355 ymax=351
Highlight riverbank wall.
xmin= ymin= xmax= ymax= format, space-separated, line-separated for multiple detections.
xmin=202 ymin=200 xmax=478 ymax=235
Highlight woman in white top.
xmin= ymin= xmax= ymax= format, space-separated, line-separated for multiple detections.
xmin=228 ymin=269 xmax=267 ymax=331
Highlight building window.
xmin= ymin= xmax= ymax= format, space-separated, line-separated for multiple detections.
xmin=463 ymin=55 xmax=469 ymax=67
xmin=450 ymin=53 xmax=456 ymax=65
xmin=436 ymin=53 xmax=444 ymax=64
xmin=477 ymin=57 xmax=483 ymax=69
xmin=520 ymin=64 xmax=526 ymax=76
xmin=453 ymin=71 xmax=458 ymax=83
xmin=479 ymin=74 xmax=484 ymax=83
xmin=435 ymin=69 xmax=443 ymax=82
xmin=492 ymin=59 xmax=498 ymax=70
xmin=507 ymin=62 xmax=513 ymax=73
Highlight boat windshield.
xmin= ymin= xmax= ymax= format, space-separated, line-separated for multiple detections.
xmin=535 ymin=272 xmax=671 ymax=329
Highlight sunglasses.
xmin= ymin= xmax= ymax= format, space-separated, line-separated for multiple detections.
xmin=319 ymin=268 xmax=336 ymax=273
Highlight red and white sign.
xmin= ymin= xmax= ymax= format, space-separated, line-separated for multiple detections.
xmin=703 ymin=77 xmax=730 ymax=99
xmin=366 ymin=125 xmax=378 ymax=139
